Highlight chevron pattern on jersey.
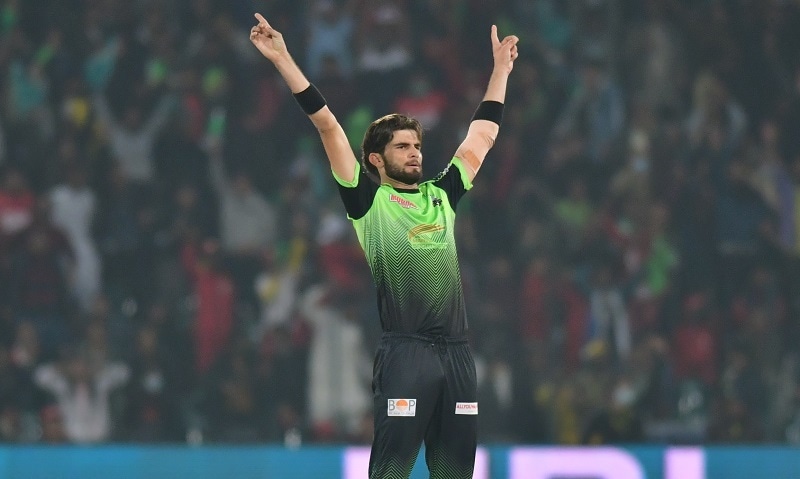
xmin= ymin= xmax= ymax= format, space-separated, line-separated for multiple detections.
xmin=352 ymin=181 xmax=468 ymax=336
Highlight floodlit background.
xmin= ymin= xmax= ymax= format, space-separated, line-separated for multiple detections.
xmin=1 ymin=1 xmax=800 ymax=471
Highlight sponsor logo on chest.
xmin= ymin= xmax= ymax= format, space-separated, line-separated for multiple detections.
xmin=389 ymin=194 xmax=418 ymax=210
xmin=408 ymin=223 xmax=446 ymax=244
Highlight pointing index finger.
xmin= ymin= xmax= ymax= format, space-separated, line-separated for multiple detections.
xmin=254 ymin=12 xmax=269 ymax=27
xmin=491 ymin=24 xmax=500 ymax=46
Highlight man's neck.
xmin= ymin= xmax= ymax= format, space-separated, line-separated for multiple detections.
xmin=382 ymin=177 xmax=418 ymax=190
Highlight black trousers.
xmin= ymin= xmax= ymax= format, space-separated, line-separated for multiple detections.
xmin=368 ymin=332 xmax=478 ymax=479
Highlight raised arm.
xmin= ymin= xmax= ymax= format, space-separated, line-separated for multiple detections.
xmin=454 ymin=25 xmax=518 ymax=182
xmin=250 ymin=13 xmax=357 ymax=182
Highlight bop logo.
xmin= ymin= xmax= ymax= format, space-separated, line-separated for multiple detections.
xmin=388 ymin=399 xmax=416 ymax=417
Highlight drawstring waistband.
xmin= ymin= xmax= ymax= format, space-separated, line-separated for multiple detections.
xmin=382 ymin=331 xmax=468 ymax=355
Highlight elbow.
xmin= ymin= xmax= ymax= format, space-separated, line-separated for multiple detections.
xmin=472 ymin=129 xmax=497 ymax=153
xmin=316 ymin=121 xmax=339 ymax=134
xmin=468 ymin=120 xmax=500 ymax=150
xmin=314 ymin=117 xmax=339 ymax=134
xmin=483 ymin=133 xmax=497 ymax=150
xmin=309 ymin=107 xmax=338 ymax=132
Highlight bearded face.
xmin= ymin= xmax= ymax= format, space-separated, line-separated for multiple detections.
xmin=383 ymin=153 xmax=423 ymax=185
xmin=377 ymin=129 xmax=423 ymax=186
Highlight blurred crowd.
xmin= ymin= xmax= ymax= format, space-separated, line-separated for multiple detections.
xmin=2 ymin=0 xmax=800 ymax=447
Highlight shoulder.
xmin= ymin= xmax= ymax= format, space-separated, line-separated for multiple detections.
xmin=335 ymin=165 xmax=381 ymax=220
xmin=430 ymin=157 xmax=473 ymax=191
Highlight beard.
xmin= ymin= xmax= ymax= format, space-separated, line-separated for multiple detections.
xmin=384 ymin=157 xmax=422 ymax=185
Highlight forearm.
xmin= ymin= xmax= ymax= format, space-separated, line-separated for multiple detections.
xmin=454 ymin=68 xmax=508 ymax=179
xmin=466 ymin=68 xmax=509 ymax=147
xmin=272 ymin=55 xmax=311 ymax=94
xmin=250 ymin=13 xmax=361 ymax=183
xmin=461 ymin=68 xmax=509 ymax=154
xmin=273 ymin=57 xmax=356 ymax=181
xmin=482 ymin=67 xmax=510 ymax=104
xmin=271 ymin=55 xmax=338 ymax=131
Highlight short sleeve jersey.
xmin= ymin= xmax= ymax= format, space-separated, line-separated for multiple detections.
xmin=334 ymin=158 xmax=472 ymax=337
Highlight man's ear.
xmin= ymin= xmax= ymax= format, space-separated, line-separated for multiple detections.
xmin=368 ymin=152 xmax=383 ymax=170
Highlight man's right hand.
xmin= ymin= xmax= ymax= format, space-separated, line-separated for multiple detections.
xmin=250 ymin=13 xmax=289 ymax=64
xmin=491 ymin=25 xmax=519 ymax=76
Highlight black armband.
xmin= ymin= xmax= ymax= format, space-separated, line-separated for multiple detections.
xmin=471 ymin=100 xmax=504 ymax=125
xmin=293 ymin=84 xmax=327 ymax=115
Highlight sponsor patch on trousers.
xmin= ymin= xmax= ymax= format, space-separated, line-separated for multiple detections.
xmin=455 ymin=402 xmax=478 ymax=415
xmin=388 ymin=399 xmax=416 ymax=417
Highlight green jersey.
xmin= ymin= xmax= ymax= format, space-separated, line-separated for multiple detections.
xmin=334 ymin=158 xmax=473 ymax=336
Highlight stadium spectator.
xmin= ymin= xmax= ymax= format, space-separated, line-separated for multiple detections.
xmin=353 ymin=0 xmax=413 ymax=113
xmin=7 ymin=199 xmax=75 ymax=358
xmin=92 ymin=86 xmax=177 ymax=186
xmin=208 ymin=152 xmax=278 ymax=312
xmin=33 ymin=345 xmax=129 ymax=443
xmin=300 ymin=283 xmax=371 ymax=442
xmin=0 ymin=166 xmax=35 ymax=239
xmin=93 ymin=163 xmax=161 ymax=305
xmin=49 ymin=163 xmax=102 ymax=312
xmin=550 ymin=53 xmax=626 ymax=197
xmin=304 ymin=0 xmax=355 ymax=81
xmin=38 ymin=403 xmax=67 ymax=444
xmin=180 ymin=237 xmax=235 ymax=377
xmin=202 ymin=344 xmax=268 ymax=443
xmin=121 ymin=322 xmax=182 ymax=442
